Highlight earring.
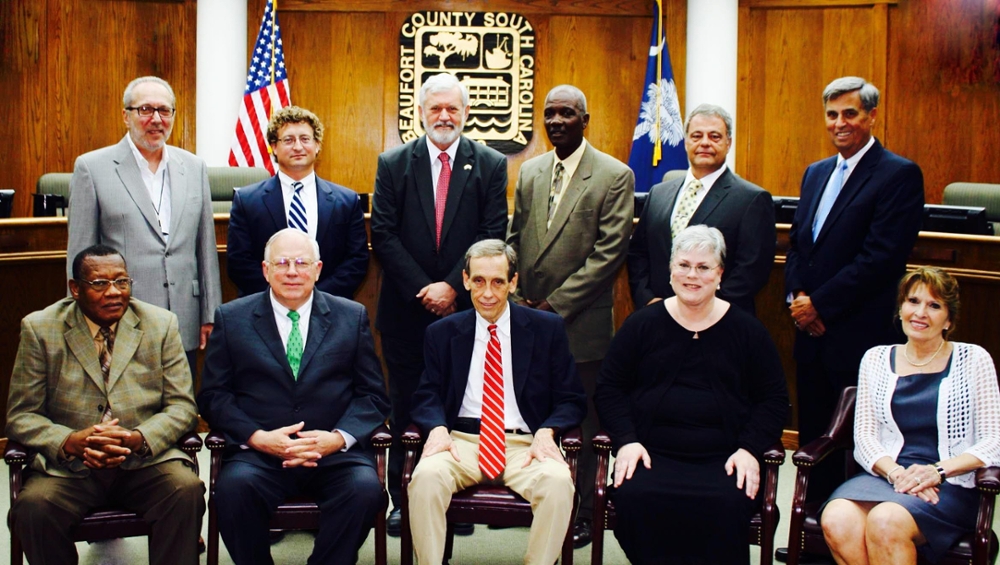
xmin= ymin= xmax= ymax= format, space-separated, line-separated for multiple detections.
xmin=717 ymin=284 xmax=721 ymax=290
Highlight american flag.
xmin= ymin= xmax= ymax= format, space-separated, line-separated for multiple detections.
xmin=228 ymin=0 xmax=291 ymax=174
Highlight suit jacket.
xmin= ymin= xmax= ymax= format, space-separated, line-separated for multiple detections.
xmin=785 ymin=139 xmax=924 ymax=371
xmin=197 ymin=291 xmax=390 ymax=469
xmin=506 ymin=144 xmax=634 ymax=362
xmin=371 ymin=135 xmax=509 ymax=339
xmin=66 ymin=136 xmax=222 ymax=352
xmin=226 ymin=175 xmax=369 ymax=298
xmin=5 ymin=298 xmax=199 ymax=478
xmin=627 ymin=167 xmax=776 ymax=314
xmin=410 ymin=303 xmax=586 ymax=435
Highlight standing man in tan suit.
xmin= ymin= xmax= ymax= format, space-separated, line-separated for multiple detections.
xmin=506 ymin=84 xmax=635 ymax=547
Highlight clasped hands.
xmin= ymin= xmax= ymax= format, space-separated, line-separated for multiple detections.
xmin=789 ymin=293 xmax=826 ymax=338
xmin=417 ymin=282 xmax=457 ymax=317
xmin=891 ymin=463 xmax=943 ymax=505
xmin=422 ymin=425 xmax=566 ymax=468
xmin=248 ymin=421 xmax=345 ymax=468
xmin=63 ymin=418 xmax=144 ymax=470
xmin=613 ymin=443 xmax=761 ymax=499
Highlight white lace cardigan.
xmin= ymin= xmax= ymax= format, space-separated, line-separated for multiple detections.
xmin=854 ymin=342 xmax=1000 ymax=488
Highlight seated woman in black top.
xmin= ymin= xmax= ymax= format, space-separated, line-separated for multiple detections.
xmin=595 ymin=225 xmax=788 ymax=565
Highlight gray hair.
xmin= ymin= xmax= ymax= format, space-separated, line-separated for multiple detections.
xmin=822 ymin=77 xmax=880 ymax=112
xmin=685 ymin=103 xmax=733 ymax=138
xmin=419 ymin=73 xmax=469 ymax=108
xmin=123 ymin=76 xmax=176 ymax=107
xmin=546 ymin=84 xmax=588 ymax=113
xmin=671 ymin=225 xmax=727 ymax=270
xmin=463 ymin=239 xmax=517 ymax=281
xmin=263 ymin=228 xmax=321 ymax=262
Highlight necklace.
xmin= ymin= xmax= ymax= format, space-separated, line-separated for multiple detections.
xmin=903 ymin=340 xmax=946 ymax=367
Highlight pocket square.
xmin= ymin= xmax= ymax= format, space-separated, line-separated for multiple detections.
xmin=464 ymin=164 xmax=472 ymax=170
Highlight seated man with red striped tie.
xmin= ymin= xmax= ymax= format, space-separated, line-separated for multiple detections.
xmin=407 ymin=239 xmax=587 ymax=565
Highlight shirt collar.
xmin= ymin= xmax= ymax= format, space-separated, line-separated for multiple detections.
xmin=554 ymin=138 xmax=587 ymax=170
xmin=426 ymin=135 xmax=461 ymax=165
xmin=83 ymin=313 xmax=119 ymax=339
xmin=269 ymin=289 xmax=315 ymax=319
xmin=474 ymin=301 xmax=512 ymax=338
xmin=277 ymin=170 xmax=316 ymax=192
xmin=838 ymin=135 xmax=877 ymax=170
xmin=124 ymin=134 xmax=169 ymax=172
xmin=684 ymin=164 xmax=728 ymax=192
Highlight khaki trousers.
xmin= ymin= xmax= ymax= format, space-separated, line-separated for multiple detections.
xmin=408 ymin=431 xmax=575 ymax=565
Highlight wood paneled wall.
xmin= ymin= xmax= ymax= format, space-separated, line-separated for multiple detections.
xmin=737 ymin=0 xmax=1000 ymax=201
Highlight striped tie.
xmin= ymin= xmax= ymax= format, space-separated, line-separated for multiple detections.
xmin=435 ymin=153 xmax=451 ymax=249
xmin=479 ymin=324 xmax=505 ymax=479
xmin=288 ymin=181 xmax=308 ymax=232
xmin=99 ymin=326 xmax=114 ymax=422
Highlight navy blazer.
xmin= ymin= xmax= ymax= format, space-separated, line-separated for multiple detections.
xmin=410 ymin=303 xmax=587 ymax=435
xmin=628 ymin=167 xmax=776 ymax=314
xmin=197 ymin=291 xmax=390 ymax=469
xmin=785 ymin=139 xmax=924 ymax=371
xmin=370 ymin=135 xmax=508 ymax=339
xmin=226 ymin=175 xmax=369 ymax=299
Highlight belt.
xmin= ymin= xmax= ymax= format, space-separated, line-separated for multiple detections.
xmin=453 ymin=417 xmax=530 ymax=436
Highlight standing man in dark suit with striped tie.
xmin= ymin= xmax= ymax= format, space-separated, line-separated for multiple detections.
xmin=227 ymin=106 xmax=369 ymax=299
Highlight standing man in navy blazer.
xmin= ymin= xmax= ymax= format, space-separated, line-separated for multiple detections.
xmin=785 ymin=76 xmax=924 ymax=503
xmin=227 ymin=105 xmax=369 ymax=298
xmin=371 ymin=73 xmax=509 ymax=528
xmin=406 ymin=239 xmax=586 ymax=565
xmin=628 ymin=104 xmax=775 ymax=315
xmin=198 ymin=228 xmax=390 ymax=564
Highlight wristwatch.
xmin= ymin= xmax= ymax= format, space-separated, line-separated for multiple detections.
xmin=935 ymin=465 xmax=947 ymax=483
xmin=135 ymin=436 xmax=150 ymax=457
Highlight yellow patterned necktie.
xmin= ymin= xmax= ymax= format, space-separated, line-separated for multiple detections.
xmin=547 ymin=162 xmax=565 ymax=225
xmin=670 ymin=179 xmax=703 ymax=239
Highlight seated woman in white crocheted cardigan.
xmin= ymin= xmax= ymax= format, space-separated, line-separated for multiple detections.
xmin=821 ymin=266 xmax=1000 ymax=564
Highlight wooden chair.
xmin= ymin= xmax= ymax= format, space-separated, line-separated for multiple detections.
xmin=204 ymin=424 xmax=392 ymax=565
xmin=399 ymin=424 xmax=582 ymax=565
xmin=787 ymin=386 xmax=1000 ymax=565
xmin=4 ymin=431 xmax=203 ymax=565
xmin=590 ymin=433 xmax=786 ymax=565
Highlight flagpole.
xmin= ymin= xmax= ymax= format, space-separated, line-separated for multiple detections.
xmin=652 ymin=0 xmax=663 ymax=166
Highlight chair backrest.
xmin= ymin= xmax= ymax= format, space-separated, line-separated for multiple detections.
xmin=36 ymin=173 xmax=73 ymax=199
xmin=662 ymin=169 xmax=687 ymax=184
xmin=207 ymin=166 xmax=271 ymax=214
xmin=943 ymin=182 xmax=1000 ymax=234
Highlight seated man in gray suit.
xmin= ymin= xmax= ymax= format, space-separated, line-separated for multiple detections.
xmin=628 ymin=104 xmax=775 ymax=315
xmin=199 ymin=228 xmax=391 ymax=565
xmin=7 ymin=244 xmax=204 ymax=565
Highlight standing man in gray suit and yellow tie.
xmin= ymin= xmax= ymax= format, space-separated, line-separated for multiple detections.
xmin=67 ymin=76 xmax=221 ymax=373
xmin=506 ymin=84 xmax=635 ymax=547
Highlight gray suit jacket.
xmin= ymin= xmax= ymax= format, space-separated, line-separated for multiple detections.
xmin=67 ymin=137 xmax=222 ymax=351
xmin=628 ymin=167 xmax=776 ymax=314
xmin=507 ymin=143 xmax=634 ymax=363
xmin=5 ymin=298 xmax=199 ymax=478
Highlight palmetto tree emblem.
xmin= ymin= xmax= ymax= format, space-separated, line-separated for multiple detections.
xmin=632 ymin=78 xmax=684 ymax=147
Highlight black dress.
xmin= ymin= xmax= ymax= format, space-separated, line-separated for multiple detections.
xmin=596 ymin=304 xmax=788 ymax=565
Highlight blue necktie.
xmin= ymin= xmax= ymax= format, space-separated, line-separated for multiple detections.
xmin=288 ymin=181 xmax=308 ymax=232
xmin=812 ymin=161 xmax=848 ymax=241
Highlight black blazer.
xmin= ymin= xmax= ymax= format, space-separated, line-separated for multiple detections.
xmin=627 ymin=167 xmax=776 ymax=314
xmin=197 ymin=291 xmax=390 ymax=469
xmin=410 ymin=303 xmax=587 ymax=435
xmin=370 ymin=135 xmax=508 ymax=338
xmin=226 ymin=175 xmax=369 ymax=299
xmin=785 ymin=139 xmax=924 ymax=372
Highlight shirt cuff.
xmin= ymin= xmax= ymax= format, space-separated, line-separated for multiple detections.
xmin=336 ymin=430 xmax=357 ymax=451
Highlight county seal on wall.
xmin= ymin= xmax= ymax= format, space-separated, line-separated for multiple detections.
xmin=398 ymin=11 xmax=536 ymax=155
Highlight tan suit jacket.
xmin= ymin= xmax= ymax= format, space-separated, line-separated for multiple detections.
xmin=507 ymin=143 xmax=635 ymax=362
xmin=5 ymin=297 xmax=199 ymax=478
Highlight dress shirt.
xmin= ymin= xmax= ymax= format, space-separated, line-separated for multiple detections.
xmin=669 ymin=165 xmax=729 ymax=227
xmin=547 ymin=138 xmax=588 ymax=224
xmin=834 ymin=135 xmax=876 ymax=188
xmin=425 ymin=136 xmax=461 ymax=200
xmin=83 ymin=316 xmax=119 ymax=359
xmin=125 ymin=134 xmax=171 ymax=241
xmin=277 ymin=170 xmax=319 ymax=240
xmin=458 ymin=304 xmax=530 ymax=432
xmin=267 ymin=290 xmax=356 ymax=450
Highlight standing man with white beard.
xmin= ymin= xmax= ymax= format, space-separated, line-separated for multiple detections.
xmin=371 ymin=73 xmax=509 ymax=533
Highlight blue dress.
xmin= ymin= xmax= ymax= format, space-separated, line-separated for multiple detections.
xmin=824 ymin=350 xmax=979 ymax=563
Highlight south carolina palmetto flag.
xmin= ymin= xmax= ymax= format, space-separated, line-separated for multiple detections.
xmin=228 ymin=0 xmax=291 ymax=174
xmin=628 ymin=0 xmax=688 ymax=192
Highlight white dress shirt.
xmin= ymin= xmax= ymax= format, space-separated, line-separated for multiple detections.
xmin=669 ymin=164 xmax=729 ymax=227
xmin=547 ymin=138 xmax=588 ymax=227
xmin=458 ymin=305 xmax=530 ymax=432
xmin=125 ymin=134 xmax=171 ymax=241
xmin=277 ymin=170 xmax=319 ymax=240
xmin=425 ymin=136 xmax=461 ymax=200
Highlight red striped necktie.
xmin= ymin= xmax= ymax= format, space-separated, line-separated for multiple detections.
xmin=435 ymin=153 xmax=451 ymax=249
xmin=479 ymin=324 xmax=505 ymax=479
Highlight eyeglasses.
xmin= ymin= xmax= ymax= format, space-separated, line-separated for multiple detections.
xmin=125 ymin=105 xmax=175 ymax=118
xmin=78 ymin=277 xmax=133 ymax=292
xmin=277 ymin=135 xmax=316 ymax=147
xmin=270 ymin=257 xmax=316 ymax=271
xmin=672 ymin=262 xmax=719 ymax=275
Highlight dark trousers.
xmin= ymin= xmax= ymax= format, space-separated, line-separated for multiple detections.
xmin=382 ymin=333 xmax=425 ymax=509
xmin=576 ymin=360 xmax=601 ymax=516
xmin=796 ymin=358 xmax=859 ymax=502
xmin=11 ymin=460 xmax=205 ymax=565
xmin=215 ymin=460 xmax=382 ymax=565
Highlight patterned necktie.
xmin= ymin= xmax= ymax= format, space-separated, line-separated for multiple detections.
xmin=671 ymin=179 xmax=703 ymax=238
xmin=435 ymin=153 xmax=451 ymax=249
xmin=479 ymin=324 xmax=505 ymax=480
xmin=288 ymin=181 xmax=308 ymax=232
xmin=547 ymin=162 xmax=565 ymax=224
xmin=99 ymin=326 xmax=115 ymax=422
xmin=812 ymin=161 xmax=849 ymax=241
xmin=286 ymin=310 xmax=303 ymax=380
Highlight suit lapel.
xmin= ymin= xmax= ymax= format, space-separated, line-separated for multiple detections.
xmin=107 ymin=307 xmax=141 ymax=392
xmin=113 ymin=139 xmax=164 ymax=242
xmin=540 ymin=146 xmax=594 ymax=254
xmin=804 ymin=157 xmax=839 ymax=234
xmin=412 ymin=138 xmax=437 ymax=242
xmin=315 ymin=179 xmax=335 ymax=244
xmin=451 ymin=313 xmax=476 ymax=412
xmin=530 ymin=153 xmax=556 ymax=249
xmin=65 ymin=307 xmax=106 ymax=392
xmin=297 ymin=292 xmax=331 ymax=379
xmin=252 ymin=293 xmax=296 ymax=383
xmin=439 ymin=137 xmax=474 ymax=245
xmin=166 ymin=153 xmax=188 ymax=240
xmin=508 ymin=304 xmax=533 ymax=402
xmin=261 ymin=176 xmax=287 ymax=231
xmin=689 ymin=169 xmax=732 ymax=224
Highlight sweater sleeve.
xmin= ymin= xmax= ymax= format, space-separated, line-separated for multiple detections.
xmin=963 ymin=344 xmax=1000 ymax=467
xmin=853 ymin=347 xmax=893 ymax=474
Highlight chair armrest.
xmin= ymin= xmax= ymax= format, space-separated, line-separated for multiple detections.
xmin=402 ymin=424 xmax=423 ymax=445
xmin=591 ymin=431 xmax=612 ymax=453
xmin=370 ymin=424 xmax=392 ymax=449
xmin=4 ymin=440 xmax=28 ymax=464
xmin=177 ymin=431 xmax=203 ymax=453
xmin=762 ymin=441 xmax=786 ymax=466
xmin=205 ymin=431 xmax=227 ymax=450
xmin=791 ymin=436 xmax=841 ymax=467
xmin=560 ymin=427 xmax=582 ymax=451
xmin=976 ymin=466 xmax=1000 ymax=494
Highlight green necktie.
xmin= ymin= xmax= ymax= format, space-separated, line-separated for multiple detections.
xmin=287 ymin=310 xmax=303 ymax=379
